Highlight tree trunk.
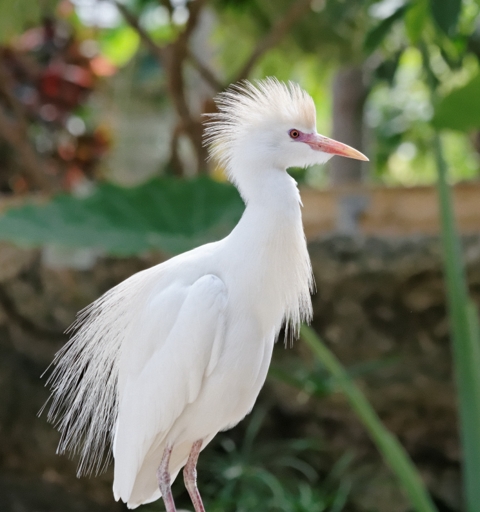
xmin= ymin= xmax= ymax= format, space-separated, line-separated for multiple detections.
xmin=330 ymin=65 xmax=367 ymax=184
xmin=329 ymin=65 xmax=369 ymax=233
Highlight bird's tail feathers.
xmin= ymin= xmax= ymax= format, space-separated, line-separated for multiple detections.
xmin=43 ymin=269 xmax=156 ymax=476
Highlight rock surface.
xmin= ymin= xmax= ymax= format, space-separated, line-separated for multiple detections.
xmin=1 ymin=235 xmax=479 ymax=511
xmin=296 ymin=235 xmax=478 ymax=511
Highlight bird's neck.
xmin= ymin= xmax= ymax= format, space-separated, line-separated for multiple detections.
xmin=229 ymin=161 xmax=304 ymax=244
xmin=231 ymin=168 xmax=304 ymax=249
xmin=234 ymin=163 xmax=302 ymax=213
xmin=227 ymin=165 xmax=313 ymax=334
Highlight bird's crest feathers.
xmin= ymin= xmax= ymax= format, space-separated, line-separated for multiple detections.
xmin=204 ymin=78 xmax=316 ymax=172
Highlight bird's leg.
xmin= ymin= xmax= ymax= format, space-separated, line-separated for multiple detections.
xmin=157 ymin=444 xmax=177 ymax=512
xmin=183 ymin=439 xmax=205 ymax=512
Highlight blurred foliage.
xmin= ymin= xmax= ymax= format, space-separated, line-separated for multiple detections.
xmin=301 ymin=325 xmax=438 ymax=512
xmin=0 ymin=0 xmax=479 ymax=191
xmin=0 ymin=0 xmax=478 ymax=249
xmin=0 ymin=176 xmax=244 ymax=255
xmin=157 ymin=408 xmax=352 ymax=512
xmin=98 ymin=26 xmax=140 ymax=66
xmin=0 ymin=16 xmax=112 ymax=193
xmin=270 ymin=351 xmax=398 ymax=401
xmin=199 ymin=412 xmax=347 ymax=512
xmin=362 ymin=0 xmax=480 ymax=184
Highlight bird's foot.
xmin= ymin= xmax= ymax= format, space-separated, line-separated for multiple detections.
xmin=183 ymin=439 xmax=206 ymax=512
xmin=157 ymin=444 xmax=177 ymax=512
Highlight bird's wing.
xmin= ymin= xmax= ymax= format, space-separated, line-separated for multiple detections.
xmin=113 ymin=274 xmax=227 ymax=498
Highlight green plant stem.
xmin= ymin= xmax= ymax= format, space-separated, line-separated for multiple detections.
xmin=433 ymin=133 xmax=480 ymax=512
xmin=301 ymin=324 xmax=437 ymax=512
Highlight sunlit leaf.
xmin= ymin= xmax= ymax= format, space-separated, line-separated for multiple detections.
xmin=0 ymin=177 xmax=245 ymax=256
xmin=98 ymin=26 xmax=140 ymax=66
xmin=149 ymin=24 xmax=177 ymax=45
xmin=405 ymin=0 xmax=429 ymax=44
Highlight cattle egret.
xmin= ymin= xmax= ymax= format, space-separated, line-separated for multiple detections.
xmin=46 ymin=78 xmax=368 ymax=511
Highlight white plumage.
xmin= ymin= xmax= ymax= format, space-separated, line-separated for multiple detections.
xmin=46 ymin=78 xmax=367 ymax=511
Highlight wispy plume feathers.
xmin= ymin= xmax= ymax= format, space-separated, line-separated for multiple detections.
xmin=44 ymin=269 xmax=156 ymax=476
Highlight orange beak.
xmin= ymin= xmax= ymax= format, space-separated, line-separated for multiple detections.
xmin=304 ymin=133 xmax=369 ymax=161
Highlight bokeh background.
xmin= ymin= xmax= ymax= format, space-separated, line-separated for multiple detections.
xmin=0 ymin=0 xmax=480 ymax=511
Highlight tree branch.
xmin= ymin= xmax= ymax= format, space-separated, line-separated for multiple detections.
xmin=184 ymin=0 xmax=224 ymax=92
xmin=232 ymin=0 xmax=312 ymax=82
xmin=167 ymin=121 xmax=184 ymax=176
xmin=186 ymin=48 xmax=223 ymax=91
xmin=158 ymin=0 xmax=174 ymax=18
xmin=112 ymin=1 xmax=166 ymax=64
xmin=182 ymin=0 xmax=208 ymax=40
xmin=112 ymin=0 xmax=209 ymax=173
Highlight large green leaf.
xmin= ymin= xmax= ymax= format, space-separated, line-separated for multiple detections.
xmin=432 ymin=73 xmax=480 ymax=131
xmin=429 ymin=0 xmax=462 ymax=36
xmin=0 ymin=177 xmax=245 ymax=256
xmin=405 ymin=0 xmax=429 ymax=44
xmin=363 ymin=5 xmax=408 ymax=54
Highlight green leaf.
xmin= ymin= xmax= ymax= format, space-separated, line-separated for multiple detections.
xmin=405 ymin=0 xmax=429 ymax=44
xmin=98 ymin=26 xmax=140 ymax=66
xmin=374 ymin=49 xmax=403 ymax=84
xmin=364 ymin=5 xmax=408 ymax=54
xmin=432 ymin=72 xmax=480 ymax=131
xmin=0 ymin=177 xmax=245 ymax=256
xmin=429 ymin=0 xmax=462 ymax=36
xmin=433 ymin=134 xmax=480 ymax=512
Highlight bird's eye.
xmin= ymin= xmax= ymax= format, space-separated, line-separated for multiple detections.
xmin=289 ymin=129 xmax=300 ymax=139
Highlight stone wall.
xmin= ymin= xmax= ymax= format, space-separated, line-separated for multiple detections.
xmin=1 ymin=235 xmax=479 ymax=511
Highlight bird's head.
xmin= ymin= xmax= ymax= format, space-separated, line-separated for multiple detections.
xmin=205 ymin=78 xmax=368 ymax=181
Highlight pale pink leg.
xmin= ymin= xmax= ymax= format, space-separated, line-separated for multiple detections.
xmin=157 ymin=444 xmax=177 ymax=512
xmin=183 ymin=439 xmax=206 ymax=512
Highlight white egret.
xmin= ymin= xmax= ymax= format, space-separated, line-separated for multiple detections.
xmin=46 ymin=78 xmax=368 ymax=511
